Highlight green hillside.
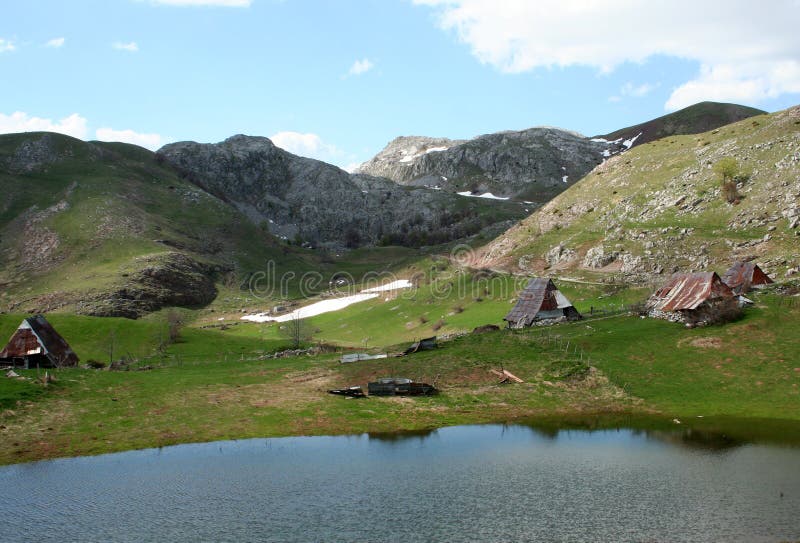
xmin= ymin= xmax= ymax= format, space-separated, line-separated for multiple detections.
xmin=594 ymin=101 xmax=766 ymax=148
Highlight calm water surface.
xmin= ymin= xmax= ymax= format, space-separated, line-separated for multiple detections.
xmin=2 ymin=423 xmax=800 ymax=542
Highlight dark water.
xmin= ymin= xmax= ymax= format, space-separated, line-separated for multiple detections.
xmin=2 ymin=423 xmax=800 ymax=542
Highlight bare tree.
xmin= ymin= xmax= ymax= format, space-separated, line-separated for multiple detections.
xmin=279 ymin=314 xmax=312 ymax=348
xmin=107 ymin=329 xmax=116 ymax=365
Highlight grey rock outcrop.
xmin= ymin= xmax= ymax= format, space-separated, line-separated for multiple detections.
xmin=545 ymin=243 xmax=577 ymax=267
xmin=583 ymin=245 xmax=618 ymax=269
xmin=357 ymin=128 xmax=607 ymax=201
xmin=77 ymin=252 xmax=221 ymax=318
xmin=158 ymin=135 xmax=518 ymax=249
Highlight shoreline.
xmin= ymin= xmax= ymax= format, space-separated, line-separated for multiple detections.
xmin=4 ymin=407 xmax=800 ymax=466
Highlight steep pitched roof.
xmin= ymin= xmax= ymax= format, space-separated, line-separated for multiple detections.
xmin=504 ymin=278 xmax=577 ymax=324
xmin=649 ymin=272 xmax=734 ymax=312
xmin=0 ymin=315 xmax=79 ymax=366
xmin=722 ymin=262 xmax=773 ymax=293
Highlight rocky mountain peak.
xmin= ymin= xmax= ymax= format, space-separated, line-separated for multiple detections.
xmin=156 ymin=136 xmax=524 ymax=249
xmin=220 ymin=134 xmax=278 ymax=151
xmin=356 ymin=135 xmax=465 ymax=172
xmin=357 ymin=126 xmax=607 ymax=202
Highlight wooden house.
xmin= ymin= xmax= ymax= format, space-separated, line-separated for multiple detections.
xmin=504 ymin=278 xmax=581 ymax=328
xmin=646 ymin=272 xmax=737 ymax=325
xmin=0 ymin=315 xmax=79 ymax=368
xmin=722 ymin=262 xmax=773 ymax=294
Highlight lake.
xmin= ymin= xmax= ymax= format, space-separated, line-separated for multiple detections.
xmin=2 ymin=421 xmax=799 ymax=542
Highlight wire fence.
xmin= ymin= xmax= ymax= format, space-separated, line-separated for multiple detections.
xmin=528 ymin=327 xmax=594 ymax=367
xmin=508 ymin=304 xmax=642 ymax=368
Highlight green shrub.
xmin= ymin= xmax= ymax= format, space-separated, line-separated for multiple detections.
xmin=714 ymin=157 xmax=741 ymax=204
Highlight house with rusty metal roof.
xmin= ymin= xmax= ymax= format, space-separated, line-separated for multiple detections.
xmin=646 ymin=272 xmax=737 ymax=325
xmin=504 ymin=278 xmax=581 ymax=328
xmin=0 ymin=315 xmax=79 ymax=369
xmin=722 ymin=262 xmax=774 ymax=294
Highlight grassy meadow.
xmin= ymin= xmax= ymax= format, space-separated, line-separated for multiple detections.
xmin=2 ymin=277 xmax=799 ymax=465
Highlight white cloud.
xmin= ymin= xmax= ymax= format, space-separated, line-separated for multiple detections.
xmin=0 ymin=111 xmax=166 ymax=151
xmin=0 ymin=111 xmax=88 ymax=139
xmin=609 ymin=81 xmax=660 ymax=102
xmin=148 ymin=0 xmax=251 ymax=5
xmin=113 ymin=41 xmax=139 ymax=52
xmin=342 ymin=162 xmax=362 ymax=173
xmin=270 ymin=131 xmax=362 ymax=170
xmin=270 ymin=131 xmax=341 ymax=160
xmin=415 ymin=0 xmax=800 ymax=110
xmin=45 ymin=37 xmax=65 ymax=48
xmin=0 ymin=38 xmax=15 ymax=53
xmin=666 ymin=61 xmax=800 ymax=110
xmin=621 ymin=82 xmax=659 ymax=98
xmin=347 ymin=58 xmax=374 ymax=77
xmin=95 ymin=128 xmax=165 ymax=150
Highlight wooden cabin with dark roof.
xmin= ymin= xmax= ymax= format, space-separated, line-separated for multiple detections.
xmin=0 ymin=315 xmax=79 ymax=368
xmin=504 ymin=278 xmax=581 ymax=328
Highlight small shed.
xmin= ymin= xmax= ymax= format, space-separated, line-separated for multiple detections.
xmin=646 ymin=272 xmax=737 ymax=325
xmin=403 ymin=336 xmax=437 ymax=355
xmin=504 ymin=278 xmax=581 ymax=328
xmin=0 ymin=315 xmax=79 ymax=369
xmin=722 ymin=262 xmax=773 ymax=294
xmin=340 ymin=353 xmax=388 ymax=364
xmin=367 ymin=377 xmax=438 ymax=396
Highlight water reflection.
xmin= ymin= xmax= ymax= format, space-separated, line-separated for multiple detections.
xmin=365 ymin=415 xmax=800 ymax=452
xmin=367 ymin=428 xmax=438 ymax=443
xmin=2 ymin=420 xmax=800 ymax=542
xmin=646 ymin=428 xmax=745 ymax=451
xmin=513 ymin=414 xmax=800 ymax=452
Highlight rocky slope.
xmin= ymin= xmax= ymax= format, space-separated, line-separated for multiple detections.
xmin=476 ymin=106 xmax=800 ymax=283
xmin=157 ymin=135 xmax=524 ymax=249
xmin=357 ymin=128 xmax=606 ymax=202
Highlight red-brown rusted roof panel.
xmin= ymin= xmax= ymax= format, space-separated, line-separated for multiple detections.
xmin=0 ymin=329 xmax=41 ymax=358
xmin=751 ymin=265 xmax=774 ymax=286
xmin=0 ymin=316 xmax=79 ymax=366
xmin=652 ymin=272 xmax=733 ymax=311
xmin=722 ymin=262 xmax=774 ymax=293
xmin=722 ymin=262 xmax=752 ymax=291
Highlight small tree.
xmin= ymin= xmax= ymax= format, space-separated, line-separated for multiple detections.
xmin=713 ymin=157 xmax=738 ymax=181
xmin=166 ymin=310 xmax=184 ymax=343
xmin=714 ymin=157 xmax=740 ymax=204
xmin=280 ymin=314 xmax=312 ymax=348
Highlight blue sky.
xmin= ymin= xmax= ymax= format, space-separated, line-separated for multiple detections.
xmin=2 ymin=0 xmax=799 ymax=169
